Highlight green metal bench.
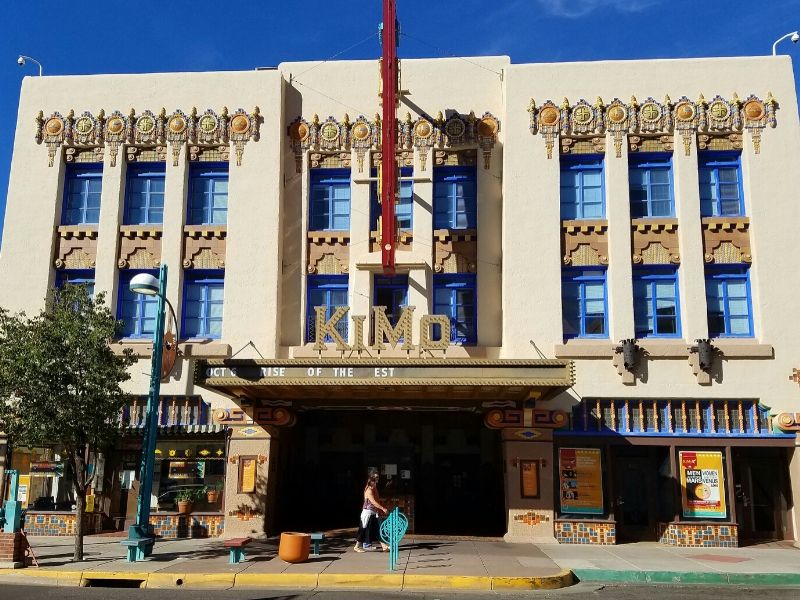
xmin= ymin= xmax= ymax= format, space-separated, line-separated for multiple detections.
xmin=310 ymin=532 xmax=324 ymax=556
xmin=121 ymin=537 xmax=154 ymax=562
xmin=224 ymin=536 xmax=252 ymax=563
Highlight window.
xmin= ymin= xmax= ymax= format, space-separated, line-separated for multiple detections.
xmin=310 ymin=169 xmax=350 ymax=230
xmin=371 ymin=167 xmax=413 ymax=230
xmin=562 ymin=269 xmax=607 ymax=338
xmin=57 ymin=270 xmax=95 ymax=297
xmin=182 ymin=272 xmax=224 ymax=339
xmin=706 ymin=266 xmax=753 ymax=337
xmin=629 ymin=154 xmax=673 ymax=218
xmin=188 ymin=164 xmax=228 ymax=225
xmin=633 ymin=268 xmax=681 ymax=337
xmin=306 ymin=275 xmax=348 ymax=342
xmin=62 ymin=164 xmax=102 ymax=225
xmin=118 ymin=270 xmax=159 ymax=338
xmin=125 ymin=164 xmax=165 ymax=225
xmin=560 ymin=156 xmax=604 ymax=219
xmin=433 ymin=274 xmax=476 ymax=344
xmin=374 ymin=275 xmax=408 ymax=326
xmin=433 ymin=166 xmax=476 ymax=229
xmin=699 ymin=151 xmax=744 ymax=217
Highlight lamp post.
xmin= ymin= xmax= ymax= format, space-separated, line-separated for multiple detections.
xmin=772 ymin=31 xmax=799 ymax=55
xmin=125 ymin=264 xmax=169 ymax=556
xmin=17 ymin=55 xmax=43 ymax=76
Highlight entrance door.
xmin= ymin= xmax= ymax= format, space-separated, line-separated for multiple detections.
xmin=612 ymin=447 xmax=666 ymax=542
xmin=733 ymin=448 xmax=786 ymax=541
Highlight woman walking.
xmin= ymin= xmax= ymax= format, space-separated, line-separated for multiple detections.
xmin=355 ymin=473 xmax=388 ymax=552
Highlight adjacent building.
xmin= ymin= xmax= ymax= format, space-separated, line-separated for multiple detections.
xmin=1 ymin=53 xmax=799 ymax=546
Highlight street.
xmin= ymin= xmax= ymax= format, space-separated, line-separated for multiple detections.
xmin=1 ymin=583 xmax=799 ymax=600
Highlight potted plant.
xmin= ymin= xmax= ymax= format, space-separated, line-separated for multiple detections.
xmin=176 ymin=489 xmax=199 ymax=514
xmin=206 ymin=481 xmax=223 ymax=504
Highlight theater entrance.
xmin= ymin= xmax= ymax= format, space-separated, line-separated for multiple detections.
xmin=274 ymin=409 xmax=506 ymax=536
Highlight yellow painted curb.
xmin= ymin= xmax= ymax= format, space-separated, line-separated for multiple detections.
xmin=318 ymin=573 xmax=404 ymax=588
xmin=492 ymin=570 xmax=576 ymax=590
xmin=182 ymin=572 xmax=237 ymax=589
xmin=0 ymin=568 xmax=83 ymax=586
xmin=145 ymin=572 xmax=186 ymax=588
xmin=234 ymin=572 xmax=318 ymax=588
xmin=403 ymin=574 xmax=492 ymax=590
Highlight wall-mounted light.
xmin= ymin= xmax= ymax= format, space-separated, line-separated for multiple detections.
xmin=614 ymin=338 xmax=639 ymax=371
xmin=691 ymin=339 xmax=715 ymax=372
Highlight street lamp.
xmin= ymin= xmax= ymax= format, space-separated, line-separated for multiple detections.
xmin=772 ymin=31 xmax=799 ymax=55
xmin=17 ymin=55 xmax=43 ymax=76
xmin=124 ymin=264 xmax=171 ymax=559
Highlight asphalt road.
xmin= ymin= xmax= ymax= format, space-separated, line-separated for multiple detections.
xmin=2 ymin=583 xmax=800 ymax=600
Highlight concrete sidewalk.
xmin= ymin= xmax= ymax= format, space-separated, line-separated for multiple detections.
xmin=1 ymin=534 xmax=799 ymax=590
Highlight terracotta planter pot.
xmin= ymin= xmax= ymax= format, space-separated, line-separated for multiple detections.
xmin=177 ymin=500 xmax=193 ymax=514
xmin=278 ymin=532 xmax=311 ymax=563
xmin=206 ymin=491 xmax=219 ymax=503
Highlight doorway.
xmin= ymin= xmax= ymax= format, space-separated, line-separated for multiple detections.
xmin=273 ymin=409 xmax=505 ymax=536
xmin=612 ymin=446 xmax=672 ymax=542
xmin=733 ymin=448 xmax=788 ymax=542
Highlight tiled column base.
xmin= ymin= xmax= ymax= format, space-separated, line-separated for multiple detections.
xmin=555 ymin=520 xmax=616 ymax=544
xmin=658 ymin=522 xmax=738 ymax=547
xmin=0 ymin=532 xmax=25 ymax=565
xmin=149 ymin=513 xmax=224 ymax=538
xmin=24 ymin=512 xmax=103 ymax=536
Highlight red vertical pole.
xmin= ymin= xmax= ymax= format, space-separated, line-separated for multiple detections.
xmin=380 ymin=0 xmax=398 ymax=276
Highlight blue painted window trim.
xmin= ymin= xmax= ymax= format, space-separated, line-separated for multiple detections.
xmin=629 ymin=153 xmax=674 ymax=218
xmin=56 ymin=269 xmax=95 ymax=297
xmin=188 ymin=163 xmax=229 ymax=225
xmin=433 ymin=274 xmax=477 ymax=345
xmin=561 ymin=268 xmax=608 ymax=339
xmin=62 ymin=164 xmax=103 ymax=225
xmin=182 ymin=270 xmax=225 ymax=340
xmin=124 ymin=163 xmax=166 ymax=225
xmin=433 ymin=165 xmax=477 ymax=229
xmin=633 ymin=266 xmax=682 ymax=338
xmin=698 ymin=151 xmax=744 ymax=217
xmin=371 ymin=167 xmax=413 ymax=230
xmin=306 ymin=274 xmax=349 ymax=343
xmin=373 ymin=274 xmax=409 ymax=327
xmin=309 ymin=168 xmax=351 ymax=231
xmin=560 ymin=155 xmax=605 ymax=219
xmin=118 ymin=270 xmax=159 ymax=338
xmin=705 ymin=265 xmax=754 ymax=338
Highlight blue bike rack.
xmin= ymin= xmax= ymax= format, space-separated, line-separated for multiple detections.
xmin=379 ymin=507 xmax=408 ymax=571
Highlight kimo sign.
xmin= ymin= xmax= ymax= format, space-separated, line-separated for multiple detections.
xmin=312 ymin=305 xmax=452 ymax=351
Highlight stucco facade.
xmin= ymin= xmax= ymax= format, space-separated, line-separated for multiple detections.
xmin=1 ymin=54 xmax=799 ymax=545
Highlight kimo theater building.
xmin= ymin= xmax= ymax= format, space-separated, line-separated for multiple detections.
xmin=1 ymin=51 xmax=800 ymax=547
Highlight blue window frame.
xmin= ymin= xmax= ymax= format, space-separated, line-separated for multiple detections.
xmin=633 ymin=267 xmax=681 ymax=338
xmin=699 ymin=151 xmax=744 ymax=217
xmin=374 ymin=275 xmax=408 ymax=326
xmin=629 ymin=154 xmax=674 ymax=218
xmin=433 ymin=274 xmax=477 ymax=345
xmin=188 ymin=163 xmax=228 ymax=225
xmin=310 ymin=169 xmax=350 ymax=230
xmin=125 ymin=163 xmax=165 ymax=225
xmin=62 ymin=164 xmax=102 ymax=225
xmin=118 ymin=270 xmax=159 ymax=338
xmin=706 ymin=266 xmax=753 ymax=337
xmin=371 ymin=167 xmax=413 ymax=230
xmin=562 ymin=268 xmax=608 ymax=339
xmin=182 ymin=272 xmax=225 ymax=339
xmin=560 ymin=156 xmax=604 ymax=219
xmin=306 ymin=275 xmax=349 ymax=342
xmin=433 ymin=166 xmax=476 ymax=229
xmin=56 ymin=269 xmax=95 ymax=297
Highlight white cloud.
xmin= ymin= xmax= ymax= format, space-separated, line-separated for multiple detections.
xmin=538 ymin=0 xmax=662 ymax=18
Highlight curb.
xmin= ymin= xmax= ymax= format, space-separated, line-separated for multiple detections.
xmin=572 ymin=569 xmax=800 ymax=586
xmin=0 ymin=567 xmax=576 ymax=591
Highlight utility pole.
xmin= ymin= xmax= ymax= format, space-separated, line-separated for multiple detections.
xmin=380 ymin=0 xmax=399 ymax=276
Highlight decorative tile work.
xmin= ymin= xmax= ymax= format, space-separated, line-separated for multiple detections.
xmin=513 ymin=511 xmax=551 ymax=526
xmin=555 ymin=520 xmax=616 ymax=545
xmin=658 ymin=522 xmax=738 ymax=547
xmin=23 ymin=511 xmax=103 ymax=536
xmin=149 ymin=513 xmax=225 ymax=539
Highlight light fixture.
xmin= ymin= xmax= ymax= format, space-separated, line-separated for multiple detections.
xmin=614 ymin=338 xmax=639 ymax=371
xmin=129 ymin=273 xmax=160 ymax=296
xmin=772 ymin=31 xmax=800 ymax=55
xmin=691 ymin=339 xmax=715 ymax=372
xmin=17 ymin=55 xmax=43 ymax=76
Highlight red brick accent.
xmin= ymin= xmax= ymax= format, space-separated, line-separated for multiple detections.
xmin=0 ymin=532 xmax=25 ymax=564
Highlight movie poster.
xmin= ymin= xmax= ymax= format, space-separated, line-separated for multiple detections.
xmin=679 ymin=450 xmax=726 ymax=519
xmin=559 ymin=448 xmax=603 ymax=514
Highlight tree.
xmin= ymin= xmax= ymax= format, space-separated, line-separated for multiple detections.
xmin=0 ymin=285 xmax=135 ymax=561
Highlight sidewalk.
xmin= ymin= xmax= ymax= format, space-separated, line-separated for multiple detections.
xmin=0 ymin=533 xmax=799 ymax=590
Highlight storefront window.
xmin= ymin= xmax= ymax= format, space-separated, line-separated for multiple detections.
xmin=152 ymin=440 xmax=226 ymax=512
xmin=9 ymin=447 xmax=73 ymax=510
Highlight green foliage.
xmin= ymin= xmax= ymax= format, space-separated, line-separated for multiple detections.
xmin=175 ymin=488 xmax=205 ymax=503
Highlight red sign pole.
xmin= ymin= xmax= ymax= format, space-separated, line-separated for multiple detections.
xmin=380 ymin=0 xmax=398 ymax=276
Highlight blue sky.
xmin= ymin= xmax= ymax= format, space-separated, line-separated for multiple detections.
xmin=1 ymin=0 xmax=798 ymax=247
